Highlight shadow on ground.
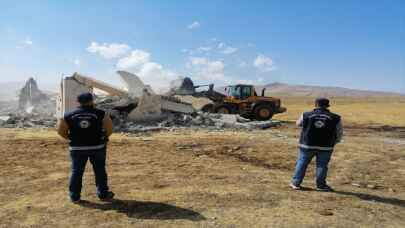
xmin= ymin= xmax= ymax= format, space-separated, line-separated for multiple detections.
xmin=298 ymin=187 xmax=405 ymax=208
xmin=79 ymin=199 xmax=206 ymax=221
xmin=335 ymin=191 xmax=405 ymax=208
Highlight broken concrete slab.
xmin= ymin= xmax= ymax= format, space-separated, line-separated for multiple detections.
xmin=128 ymin=91 xmax=163 ymax=121
xmin=117 ymin=71 xmax=155 ymax=98
xmin=160 ymin=96 xmax=195 ymax=114
xmin=73 ymin=73 xmax=128 ymax=97
xmin=174 ymin=95 xmax=213 ymax=111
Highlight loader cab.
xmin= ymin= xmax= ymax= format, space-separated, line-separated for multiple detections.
xmin=226 ymin=84 xmax=255 ymax=100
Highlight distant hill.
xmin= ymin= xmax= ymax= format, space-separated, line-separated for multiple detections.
xmin=258 ymin=83 xmax=403 ymax=97
xmin=0 ymin=82 xmax=23 ymax=101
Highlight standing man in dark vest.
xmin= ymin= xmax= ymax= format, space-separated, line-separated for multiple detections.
xmin=290 ymin=98 xmax=343 ymax=191
xmin=57 ymin=92 xmax=114 ymax=203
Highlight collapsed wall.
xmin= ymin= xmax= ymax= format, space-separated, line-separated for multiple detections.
xmin=56 ymin=76 xmax=93 ymax=119
xmin=18 ymin=77 xmax=55 ymax=115
xmin=19 ymin=78 xmax=48 ymax=110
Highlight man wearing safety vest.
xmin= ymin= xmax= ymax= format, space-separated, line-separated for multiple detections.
xmin=290 ymin=98 xmax=343 ymax=192
xmin=57 ymin=92 xmax=114 ymax=203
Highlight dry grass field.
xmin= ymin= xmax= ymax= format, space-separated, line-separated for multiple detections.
xmin=277 ymin=96 xmax=405 ymax=126
xmin=1 ymin=97 xmax=404 ymax=228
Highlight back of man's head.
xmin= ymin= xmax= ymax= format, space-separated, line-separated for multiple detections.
xmin=315 ymin=97 xmax=330 ymax=109
xmin=77 ymin=92 xmax=94 ymax=107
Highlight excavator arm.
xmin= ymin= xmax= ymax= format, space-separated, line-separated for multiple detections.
xmin=171 ymin=80 xmax=226 ymax=103
xmin=192 ymin=89 xmax=226 ymax=103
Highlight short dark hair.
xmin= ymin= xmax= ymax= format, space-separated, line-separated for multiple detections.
xmin=77 ymin=92 xmax=94 ymax=104
xmin=315 ymin=97 xmax=330 ymax=108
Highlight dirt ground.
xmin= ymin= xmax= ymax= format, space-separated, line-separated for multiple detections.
xmin=0 ymin=126 xmax=404 ymax=227
xmin=1 ymin=97 xmax=405 ymax=228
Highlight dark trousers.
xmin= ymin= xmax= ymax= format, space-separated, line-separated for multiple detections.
xmin=69 ymin=148 xmax=109 ymax=201
xmin=292 ymin=148 xmax=333 ymax=188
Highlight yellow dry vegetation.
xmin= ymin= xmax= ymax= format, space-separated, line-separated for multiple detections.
xmin=276 ymin=96 xmax=405 ymax=126
xmin=1 ymin=96 xmax=405 ymax=227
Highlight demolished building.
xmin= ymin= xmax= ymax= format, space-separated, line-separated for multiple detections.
xmin=57 ymin=72 xmax=194 ymax=122
xmin=0 ymin=71 xmax=282 ymax=131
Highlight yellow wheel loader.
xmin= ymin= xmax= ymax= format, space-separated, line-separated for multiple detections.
xmin=171 ymin=78 xmax=287 ymax=121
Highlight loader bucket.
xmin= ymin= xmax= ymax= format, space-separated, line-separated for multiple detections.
xmin=169 ymin=77 xmax=196 ymax=95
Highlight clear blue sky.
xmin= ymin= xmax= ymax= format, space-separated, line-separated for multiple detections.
xmin=1 ymin=0 xmax=404 ymax=92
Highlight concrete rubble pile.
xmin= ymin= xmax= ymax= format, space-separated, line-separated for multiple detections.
xmin=111 ymin=112 xmax=281 ymax=133
xmin=0 ymin=71 xmax=282 ymax=132
xmin=0 ymin=78 xmax=56 ymax=129
xmin=0 ymin=113 xmax=56 ymax=129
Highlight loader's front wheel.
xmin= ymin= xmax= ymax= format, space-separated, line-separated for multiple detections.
xmin=215 ymin=105 xmax=234 ymax=114
xmin=201 ymin=104 xmax=214 ymax=113
xmin=253 ymin=104 xmax=273 ymax=120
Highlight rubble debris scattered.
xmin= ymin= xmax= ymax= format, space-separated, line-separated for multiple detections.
xmin=117 ymin=112 xmax=281 ymax=133
xmin=0 ymin=72 xmax=283 ymax=132
xmin=0 ymin=113 xmax=56 ymax=129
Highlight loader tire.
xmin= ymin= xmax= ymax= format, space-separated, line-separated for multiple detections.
xmin=253 ymin=104 xmax=273 ymax=121
xmin=201 ymin=104 xmax=214 ymax=113
xmin=215 ymin=104 xmax=234 ymax=114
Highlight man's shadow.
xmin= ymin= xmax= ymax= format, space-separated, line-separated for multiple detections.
xmin=79 ymin=199 xmax=206 ymax=221
xmin=334 ymin=190 xmax=405 ymax=208
xmin=298 ymin=187 xmax=405 ymax=208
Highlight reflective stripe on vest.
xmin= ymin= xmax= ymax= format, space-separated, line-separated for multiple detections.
xmin=299 ymin=144 xmax=334 ymax=151
xmin=69 ymin=144 xmax=106 ymax=151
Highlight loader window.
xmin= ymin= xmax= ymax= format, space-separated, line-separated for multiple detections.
xmin=229 ymin=86 xmax=241 ymax=97
xmin=241 ymin=86 xmax=252 ymax=99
